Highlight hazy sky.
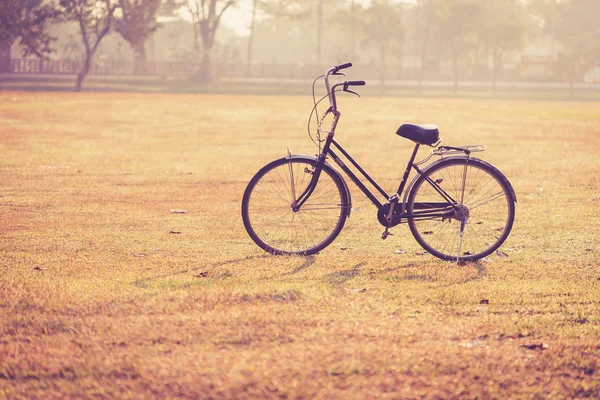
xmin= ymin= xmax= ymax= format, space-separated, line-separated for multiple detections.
xmin=216 ymin=0 xmax=417 ymax=36
xmin=221 ymin=2 xmax=253 ymax=36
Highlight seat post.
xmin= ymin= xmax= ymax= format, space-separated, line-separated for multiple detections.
xmin=395 ymin=143 xmax=421 ymax=197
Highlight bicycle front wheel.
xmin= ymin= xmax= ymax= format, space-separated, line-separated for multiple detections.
xmin=242 ymin=156 xmax=349 ymax=255
xmin=407 ymin=157 xmax=515 ymax=261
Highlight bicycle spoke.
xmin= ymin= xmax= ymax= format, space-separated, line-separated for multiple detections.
xmin=468 ymin=191 xmax=506 ymax=210
xmin=243 ymin=159 xmax=347 ymax=255
xmin=408 ymin=159 xmax=514 ymax=261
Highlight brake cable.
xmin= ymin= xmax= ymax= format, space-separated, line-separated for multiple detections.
xmin=307 ymin=88 xmax=346 ymax=154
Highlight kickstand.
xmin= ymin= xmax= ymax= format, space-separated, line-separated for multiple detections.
xmin=381 ymin=228 xmax=393 ymax=240
xmin=456 ymin=218 xmax=466 ymax=264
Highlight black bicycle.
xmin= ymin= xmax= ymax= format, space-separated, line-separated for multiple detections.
xmin=242 ymin=63 xmax=516 ymax=262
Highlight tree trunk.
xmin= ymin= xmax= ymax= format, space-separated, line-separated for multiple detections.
xmin=72 ymin=2 xmax=115 ymax=92
xmin=453 ymin=51 xmax=458 ymax=95
xmin=569 ymin=59 xmax=575 ymax=98
xmin=198 ymin=21 xmax=214 ymax=83
xmin=417 ymin=0 xmax=433 ymax=95
xmin=0 ymin=39 xmax=12 ymax=73
xmin=397 ymin=48 xmax=403 ymax=81
xmin=133 ymin=44 xmax=147 ymax=75
xmin=316 ymin=0 xmax=323 ymax=66
xmin=417 ymin=38 xmax=429 ymax=94
xmin=350 ymin=0 xmax=356 ymax=61
xmin=193 ymin=24 xmax=200 ymax=54
xmin=75 ymin=55 xmax=91 ymax=92
xmin=200 ymin=50 xmax=211 ymax=83
xmin=246 ymin=0 xmax=258 ymax=77
xmin=492 ymin=51 xmax=498 ymax=97
xmin=380 ymin=44 xmax=386 ymax=95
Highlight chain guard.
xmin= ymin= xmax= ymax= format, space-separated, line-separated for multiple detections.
xmin=377 ymin=202 xmax=403 ymax=227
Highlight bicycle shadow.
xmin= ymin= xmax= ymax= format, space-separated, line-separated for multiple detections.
xmin=323 ymin=262 xmax=367 ymax=285
xmin=131 ymin=252 xmax=487 ymax=289
xmin=377 ymin=260 xmax=488 ymax=285
xmin=132 ymin=253 xmax=322 ymax=288
xmin=131 ymin=254 xmax=271 ymax=288
xmin=280 ymin=255 xmax=316 ymax=276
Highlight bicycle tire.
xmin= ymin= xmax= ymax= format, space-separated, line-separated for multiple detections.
xmin=407 ymin=157 xmax=515 ymax=261
xmin=242 ymin=156 xmax=349 ymax=255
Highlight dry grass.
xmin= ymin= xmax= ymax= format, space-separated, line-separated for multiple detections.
xmin=1 ymin=91 xmax=600 ymax=399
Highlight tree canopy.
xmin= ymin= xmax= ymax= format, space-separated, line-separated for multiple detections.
xmin=0 ymin=0 xmax=56 ymax=58
xmin=115 ymin=0 xmax=162 ymax=63
xmin=59 ymin=0 xmax=118 ymax=91
xmin=529 ymin=0 xmax=600 ymax=93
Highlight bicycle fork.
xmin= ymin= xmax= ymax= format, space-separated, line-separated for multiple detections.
xmin=290 ymin=153 xmax=327 ymax=212
xmin=287 ymin=148 xmax=297 ymax=204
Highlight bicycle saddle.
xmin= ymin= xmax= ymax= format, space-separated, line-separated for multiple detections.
xmin=396 ymin=124 xmax=439 ymax=145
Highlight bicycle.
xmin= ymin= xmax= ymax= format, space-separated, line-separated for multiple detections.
xmin=241 ymin=62 xmax=516 ymax=262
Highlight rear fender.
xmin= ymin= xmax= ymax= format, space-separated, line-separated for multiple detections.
xmin=401 ymin=156 xmax=517 ymax=213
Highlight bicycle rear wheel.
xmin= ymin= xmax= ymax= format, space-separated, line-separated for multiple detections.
xmin=242 ymin=156 xmax=349 ymax=255
xmin=407 ymin=157 xmax=515 ymax=261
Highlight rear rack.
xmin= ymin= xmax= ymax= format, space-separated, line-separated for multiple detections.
xmin=415 ymin=144 xmax=486 ymax=166
xmin=433 ymin=144 xmax=486 ymax=156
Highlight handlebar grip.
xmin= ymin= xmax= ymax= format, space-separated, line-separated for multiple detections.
xmin=346 ymin=80 xmax=366 ymax=86
xmin=336 ymin=62 xmax=353 ymax=71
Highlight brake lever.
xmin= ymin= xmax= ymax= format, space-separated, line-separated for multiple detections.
xmin=332 ymin=72 xmax=346 ymax=76
xmin=344 ymin=89 xmax=361 ymax=97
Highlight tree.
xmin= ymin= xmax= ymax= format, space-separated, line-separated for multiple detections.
xmin=412 ymin=0 xmax=438 ymax=92
xmin=530 ymin=0 xmax=599 ymax=96
xmin=0 ymin=0 xmax=56 ymax=72
xmin=114 ymin=0 xmax=161 ymax=74
xmin=59 ymin=0 xmax=118 ymax=91
xmin=435 ymin=0 xmax=481 ymax=94
xmin=313 ymin=0 xmax=343 ymax=66
xmin=331 ymin=0 xmax=361 ymax=62
xmin=316 ymin=0 xmax=323 ymax=65
xmin=246 ymin=0 xmax=307 ymax=75
xmin=247 ymin=0 xmax=258 ymax=75
xmin=347 ymin=0 xmax=357 ymax=61
xmin=186 ymin=0 xmax=236 ymax=82
xmin=479 ymin=0 xmax=528 ymax=95
xmin=359 ymin=0 xmax=404 ymax=91
xmin=257 ymin=0 xmax=334 ymax=66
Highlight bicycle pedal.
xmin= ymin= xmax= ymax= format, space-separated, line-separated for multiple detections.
xmin=381 ymin=229 xmax=393 ymax=240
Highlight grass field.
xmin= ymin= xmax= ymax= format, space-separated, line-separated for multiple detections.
xmin=1 ymin=91 xmax=600 ymax=398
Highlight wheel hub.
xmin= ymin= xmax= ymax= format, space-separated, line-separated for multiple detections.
xmin=453 ymin=204 xmax=470 ymax=222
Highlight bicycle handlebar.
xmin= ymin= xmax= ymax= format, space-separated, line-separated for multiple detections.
xmin=346 ymin=80 xmax=365 ymax=86
xmin=334 ymin=62 xmax=353 ymax=71
xmin=324 ymin=63 xmax=365 ymax=114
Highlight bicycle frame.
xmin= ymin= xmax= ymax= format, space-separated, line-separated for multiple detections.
xmin=294 ymin=134 xmax=459 ymax=222
xmin=292 ymin=65 xmax=465 ymax=223
xmin=292 ymin=67 xmax=470 ymax=226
